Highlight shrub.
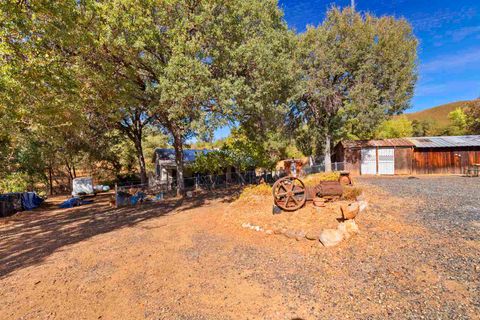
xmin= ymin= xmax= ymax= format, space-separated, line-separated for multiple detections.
xmin=302 ymin=172 xmax=340 ymax=186
xmin=0 ymin=172 xmax=30 ymax=193
xmin=342 ymin=186 xmax=363 ymax=200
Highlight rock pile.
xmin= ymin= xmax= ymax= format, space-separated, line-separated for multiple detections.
xmin=241 ymin=198 xmax=369 ymax=247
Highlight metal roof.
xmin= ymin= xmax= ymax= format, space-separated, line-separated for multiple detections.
xmin=407 ymin=135 xmax=480 ymax=148
xmin=340 ymin=135 xmax=480 ymax=149
xmin=340 ymin=138 xmax=415 ymax=148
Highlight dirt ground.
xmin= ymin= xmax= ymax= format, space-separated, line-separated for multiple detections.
xmin=0 ymin=176 xmax=479 ymax=320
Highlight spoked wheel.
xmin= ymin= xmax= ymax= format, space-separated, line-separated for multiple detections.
xmin=272 ymin=176 xmax=307 ymax=211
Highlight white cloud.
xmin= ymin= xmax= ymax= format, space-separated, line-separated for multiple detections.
xmin=421 ymin=48 xmax=480 ymax=73
xmin=448 ymin=26 xmax=480 ymax=42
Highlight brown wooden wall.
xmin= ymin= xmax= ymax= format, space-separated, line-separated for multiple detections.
xmin=333 ymin=145 xmax=361 ymax=175
xmin=394 ymin=147 xmax=413 ymax=174
xmin=412 ymin=147 xmax=480 ymax=174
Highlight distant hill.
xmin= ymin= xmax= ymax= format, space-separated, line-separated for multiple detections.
xmin=404 ymin=100 xmax=470 ymax=129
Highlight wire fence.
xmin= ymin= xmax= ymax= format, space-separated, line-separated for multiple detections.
xmin=114 ymin=162 xmax=346 ymax=207
xmin=301 ymin=162 xmax=345 ymax=175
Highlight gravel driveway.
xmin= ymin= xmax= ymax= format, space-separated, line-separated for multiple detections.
xmin=358 ymin=176 xmax=480 ymax=318
xmin=359 ymin=176 xmax=480 ymax=239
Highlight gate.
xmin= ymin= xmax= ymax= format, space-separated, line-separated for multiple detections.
xmin=361 ymin=148 xmax=377 ymax=175
xmin=378 ymin=148 xmax=395 ymax=175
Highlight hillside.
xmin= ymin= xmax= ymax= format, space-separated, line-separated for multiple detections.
xmin=404 ymin=100 xmax=470 ymax=128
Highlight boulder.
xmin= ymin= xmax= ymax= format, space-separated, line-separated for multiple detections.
xmin=341 ymin=202 xmax=360 ymax=220
xmin=319 ymin=229 xmax=344 ymax=247
xmin=358 ymin=200 xmax=368 ymax=214
xmin=337 ymin=220 xmax=359 ymax=239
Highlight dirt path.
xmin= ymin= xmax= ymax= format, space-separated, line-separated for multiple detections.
xmin=0 ymin=179 xmax=478 ymax=319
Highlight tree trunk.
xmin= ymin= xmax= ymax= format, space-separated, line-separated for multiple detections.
xmin=48 ymin=166 xmax=54 ymax=196
xmin=172 ymin=131 xmax=185 ymax=196
xmin=324 ymin=132 xmax=332 ymax=172
xmin=133 ymin=137 xmax=148 ymax=185
xmin=72 ymin=162 xmax=77 ymax=178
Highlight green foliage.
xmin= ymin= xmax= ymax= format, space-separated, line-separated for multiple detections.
xmin=443 ymin=108 xmax=468 ymax=136
xmin=191 ymin=126 xmax=301 ymax=174
xmin=0 ymin=172 xmax=30 ymax=193
xmin=412 ymin=119 xmax=437 ymax=137
xmin=191 ymin=150 xmax=229 ymax=175
xmin=294 ymin=7 xmax=418 ymax=158
xmin=465 ymin=100 xmax=480 ymax=134
xmin=375 ymin=116 xmax=413 ymax=138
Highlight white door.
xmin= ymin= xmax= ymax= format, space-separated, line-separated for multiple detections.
xmin=361 ymin=148 xmax=377 ymax=175
xmin=378 ymin=148 xmax=395 ymax=175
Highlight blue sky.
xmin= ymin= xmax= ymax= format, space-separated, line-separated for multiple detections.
xmin=214 ymin=0 xmax=480 ymax=140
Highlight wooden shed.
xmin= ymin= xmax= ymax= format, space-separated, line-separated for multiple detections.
xmin=333 ymin=135 xmax=480 ymax=175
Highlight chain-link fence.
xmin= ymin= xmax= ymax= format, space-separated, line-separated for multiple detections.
xmin=115 ymin=162 xmax=346 ymax=207
xmin=115 ymin=170 xmax=285 ymax=207
xmin=301 ymin=162 xmax=345 ymax=175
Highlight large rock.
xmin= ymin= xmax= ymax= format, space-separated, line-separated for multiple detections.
xmin=341 ymin=202 xmax=359 ymax=220
xmin=337 ymin=220 xmax=359 ymax=239
xmin=319 ymin=229 xmax=344 ymax=247
xmin=358 ymin=200 xmax=368 ymax=214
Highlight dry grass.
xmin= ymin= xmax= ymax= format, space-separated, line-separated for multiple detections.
xmin=302 ymin=172 xmax=340 ymax=186
xmin=342 ymin=185 xmax=363 ymax=200
xmin=238 ymin=183 xmax=272 ymax=199
xmin=403 ymin=100 xmax=470 ymax=128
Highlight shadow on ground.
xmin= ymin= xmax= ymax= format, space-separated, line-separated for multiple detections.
xmin=0 ymin=188 xmax=240 ymax=278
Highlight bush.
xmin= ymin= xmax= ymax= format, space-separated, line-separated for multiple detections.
xmin=0 ymin=172 xmax=30 ymax=193
xmin=239 ymin=183 xmax=272 ymax=199
xmin=342 ymin=186 xmax=363 ymax=200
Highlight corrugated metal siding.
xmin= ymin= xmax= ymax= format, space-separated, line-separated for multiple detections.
xmin=407 ymin=135 xmax=480 ymax=148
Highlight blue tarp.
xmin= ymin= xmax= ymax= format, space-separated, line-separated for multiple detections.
xmin=21 ymin=192 xmax=44 ymax=210
xmin=59 ymin=197 xmax=93 ymax=209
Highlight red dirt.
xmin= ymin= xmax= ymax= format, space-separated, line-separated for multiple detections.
xmin=0 ymin=184 xmax=477 ymax=319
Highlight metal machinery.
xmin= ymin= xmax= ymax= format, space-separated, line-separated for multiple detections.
xmin=272 ymin=172 xmax=352 ymax=211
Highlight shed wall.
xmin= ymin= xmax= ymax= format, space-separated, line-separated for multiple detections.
xmin=394 ymin=147 xmax=413 ymax=175
xmin=412 ymin=147 xmax=480 ymax=174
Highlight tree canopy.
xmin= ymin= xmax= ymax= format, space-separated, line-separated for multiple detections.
xmin=293 ymin=7 xmax=417 ymax=169
xmin=1 ymin=2 xmax=422 ymax=194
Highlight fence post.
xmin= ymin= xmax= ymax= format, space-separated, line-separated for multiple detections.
xmin=114 ymin=183 xmax=118 ymax=208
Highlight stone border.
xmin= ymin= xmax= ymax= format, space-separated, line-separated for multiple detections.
xmin=241 ymin=198 xmax=368 ymax=247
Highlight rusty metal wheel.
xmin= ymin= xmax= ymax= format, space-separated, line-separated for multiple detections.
xmin=272 ymin=176 xmax=306 ymax=211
